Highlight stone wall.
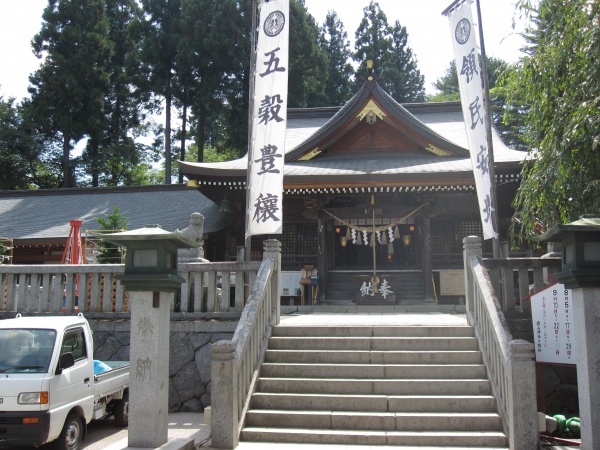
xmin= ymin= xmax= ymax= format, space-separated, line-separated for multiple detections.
xmin=89 ymin=316 xmax=237 ymax=413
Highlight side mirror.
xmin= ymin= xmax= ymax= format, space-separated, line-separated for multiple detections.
xmin=56 ymin=352 xmax=75 ymax=375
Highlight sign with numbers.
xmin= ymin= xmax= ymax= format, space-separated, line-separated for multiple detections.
xmin=529 ymin=282 xmax=575 ymax=365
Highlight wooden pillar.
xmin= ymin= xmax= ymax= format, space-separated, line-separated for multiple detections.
xmin=422 ymin=215 xmax=434 ymax=303
xmin=317 ymin=217 xmax=327 ymax=303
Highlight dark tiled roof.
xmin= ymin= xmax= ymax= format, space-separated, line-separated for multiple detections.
xmin=0 ymin=185 xmax=235 ymax=243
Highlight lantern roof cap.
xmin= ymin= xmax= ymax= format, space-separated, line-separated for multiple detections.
xmin=103 ymin=224 xmax=200 ymax=248
xmin=535 ymin=215 xmax=600 ymax=242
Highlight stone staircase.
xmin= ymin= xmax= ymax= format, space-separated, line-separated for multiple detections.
xmin=241 ymin=324 xmax=508 ymax=448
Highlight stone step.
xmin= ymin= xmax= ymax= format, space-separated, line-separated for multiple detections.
xmin=250 ymin=393 xmax=498 ymax=413
xmin=260 ymin=363 xmax=487 ymax=379
xmin=265 ymin=349 xmax=483 ymax=365
xmin=245 ymin=409 xmax=503 ymax=432
xmin=268 ymin=336 xmax=479 ymax=351
xmin=272 ymin=325 xmax=474 ymax=338
xmin=240 ymin=427 xmax=508 ymax=447
xmin=257 ymin=377 xmax=491 ymax=396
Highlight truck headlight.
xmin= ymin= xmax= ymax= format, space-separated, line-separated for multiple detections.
xmin=18 ymin=392 xmax=49 ymax=404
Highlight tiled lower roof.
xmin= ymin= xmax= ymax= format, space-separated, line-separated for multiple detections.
xmin=0 ymin=184 xmax=235 ymax=242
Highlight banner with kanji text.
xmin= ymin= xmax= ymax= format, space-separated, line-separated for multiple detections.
xmin=246 ymin=0 xmax=289 ymax=237
xmin=446 ymin=0 xmax=497 ymax=239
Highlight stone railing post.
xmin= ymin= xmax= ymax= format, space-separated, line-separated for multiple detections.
xmin=211 ymin=342 xmax=238 ymax=449
xmin=508 ymin=340 xmax=539 ymax=450
xmin=263 ymin=239 xmax=281 ymax=326
xmin=463 ymin=236 xmax=482 ymax=326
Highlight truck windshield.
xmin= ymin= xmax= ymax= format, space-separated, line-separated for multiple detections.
xmin=0 ymin=329 xmax=57 ymax=373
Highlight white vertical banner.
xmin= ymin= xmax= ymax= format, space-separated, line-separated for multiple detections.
xmin=246 ymin=0 xmax=290 ymax=237
xmin=446 ymin=1 xmax=497 ymax=239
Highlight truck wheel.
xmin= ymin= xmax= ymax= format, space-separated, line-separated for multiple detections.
xmin=114 ymin=392 xmax=129 ymax=427
xmin=54 ymin=413 xmax=83 ymax=450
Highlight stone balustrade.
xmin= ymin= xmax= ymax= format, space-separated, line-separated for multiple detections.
xmin=1 ymin=260 xmax=261 ymax=315
xmin=463 ymin=236 xmax=538 ymax=450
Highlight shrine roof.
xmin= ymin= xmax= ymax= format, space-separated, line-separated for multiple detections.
xmin=0 ymin=184 xmax=235 ymax=244
xmin=179 ymin=80 xmax=526 ymax=182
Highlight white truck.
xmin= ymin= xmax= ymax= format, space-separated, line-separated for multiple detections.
xmin=0 ymin=314 xmax=129 ymax=450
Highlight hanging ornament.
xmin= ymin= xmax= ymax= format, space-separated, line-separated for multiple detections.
xmin=381 ymin=232 xmax=388 ymax=245
xmin=345 ymin=226 xmax=351 ymax=240
xmin=362 ymin=230 xmax=369 ymax=245
xmin=357 ymin=232 xmax=363 ymax=246
xmin=388 ymin=227 xmax=394 ymax=243
xmin=370 ymin=232 xmax=376 ymax=247
xmin=351 ymin=228 xmax=357 ymax=244
xmin=376 ymin=230 xmax=381 ymax=244
xmin=394 ymin=225 xmax=400 ymax=239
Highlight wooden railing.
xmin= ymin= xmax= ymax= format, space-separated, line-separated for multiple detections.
xmin=463 ymin=236 xmax=538 ymax=450
xmin=1 ymin=258 xmax=262 ymax=316
xmin=210 ymin=240 xmax=281 ymax=448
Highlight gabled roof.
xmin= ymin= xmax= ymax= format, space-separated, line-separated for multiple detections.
xmin=179 ymin=79 xmax=526 ymax=187
xmin=285 ymin=80 xmax=470 ymax=161
xmin=0 ymin=185 xmax=235 ymax=244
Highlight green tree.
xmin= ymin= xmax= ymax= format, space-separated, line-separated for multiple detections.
xmin=504 ymin=0 xmax=600 ymax=238
xmin=137 ymin=0 xmax=183 ymax=184
xmin=288 ymin=0 xmax=328 ymax=107
xmin=29 ymin=0 xmax=112 ymax=188
xmin=95 ymin=206 xmax=129 ymax=264
xmin=87 ymin=0 xmax=152 ymax=187
xmin=321 ymin=11 xmax=355 ymax=106
xmin=353 ymin=1 xmax=424 ymax=102
xmin=0 ymin=95 xmax=61 ymax=189
xmin=0 ymin=95 xmax=37 ymax=190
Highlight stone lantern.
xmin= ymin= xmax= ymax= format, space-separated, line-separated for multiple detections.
xmin=536 ymin=215 xmax=600 ymax=289
xmin=104 ymin=225 xmax=199 ymax=449
xmin=536 ymin=215 xmax=600 ymax=448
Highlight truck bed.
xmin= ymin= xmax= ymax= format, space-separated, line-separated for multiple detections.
xmin=94 ymin=361 xmax=129 ymax=400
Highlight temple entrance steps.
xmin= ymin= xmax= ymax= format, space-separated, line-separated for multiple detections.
xmin=326 ymin=271 xmax=425 ymax=303
xmin=241 ymin=324 xmax=508 ymax=448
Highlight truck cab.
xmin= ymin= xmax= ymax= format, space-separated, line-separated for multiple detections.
xmin=0 ymin=314 xmax=128 ymax=450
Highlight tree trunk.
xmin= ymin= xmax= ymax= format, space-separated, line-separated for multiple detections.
xmin=62 ymin=133 xmax=71 ymax=188
xmin=196 ymin=112 xmax=205 ymax=163
xmin=178 ymin=104 xmax=187 ymax=184
xmin=165 ymin=92 xmax=172 ymax=185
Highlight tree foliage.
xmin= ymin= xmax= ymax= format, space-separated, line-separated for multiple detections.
xmin=320 ymin=11 xmax=355 ymax=106
xmin=504 ymin=0 xmax=600 ymax=238
xmin=29 ymin=0 xmax=112 ymax=188
xmin=353 ymin=1 xmax=425 ymax=102
xmin=95 ymin=206 xmax=128 ymax=263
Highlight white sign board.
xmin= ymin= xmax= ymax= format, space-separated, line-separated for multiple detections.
xmin=440 ymin=270 xmax=466 ymax=296
xmin=530 ymin=283 xmax=575 ymax=365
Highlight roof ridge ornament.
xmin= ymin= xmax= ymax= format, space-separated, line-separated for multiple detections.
xmin=357 ymin=99 xmax=386 ymax=124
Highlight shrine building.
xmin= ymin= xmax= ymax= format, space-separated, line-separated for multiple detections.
xmin=180 ymin=77 xmax=526 ymax=305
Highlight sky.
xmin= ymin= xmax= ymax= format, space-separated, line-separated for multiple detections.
xmin=0 ymin=0 xmax=526 ymax=102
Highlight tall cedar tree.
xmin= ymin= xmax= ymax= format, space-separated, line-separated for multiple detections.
xmin=92 ymin=0 xmax=151 ymax=186
xmin=321 ymin=11 xmax=355 ymax=106
xmin=29 ymin=0 xmax=112 ymax=188
xmin=0 ymin=96 xmax=37 ymax=189
xmin=138 ymin=0 xmax=182 ymax=184
xmin=354 ymin=1 xmax=425 ymax=103
xmin=504 ymin=0 xmax=600 ymax=238
xmin=288 ymin=0 xmax=328 ymax=107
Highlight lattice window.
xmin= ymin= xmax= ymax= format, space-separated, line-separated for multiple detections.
xmin=251 ymin=223 xmax=318 ymax=268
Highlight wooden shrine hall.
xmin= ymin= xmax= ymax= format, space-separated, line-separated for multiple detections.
xmin=180 ymin=77 xmax=526 ymax=305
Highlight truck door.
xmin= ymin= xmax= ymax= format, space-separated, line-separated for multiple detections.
xmin=47 ymin=327 xmax=93 ymax=439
